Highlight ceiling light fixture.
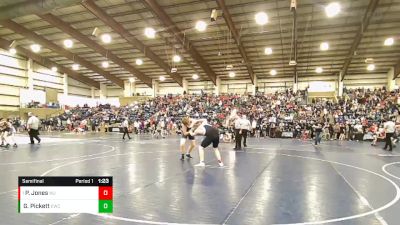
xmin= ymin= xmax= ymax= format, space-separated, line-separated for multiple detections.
xmin=315 ymin=67 xmax=323 ymax=73
xmin=270 ymin=69 xmax=277 ymax=76
xmin=192 ymin=74 xmax=199 ymax=80
xmin=229 ymin=71 xmax=235 ymax=78
xmin=144 ymin=27 xmax=156 ymax=39
xmin=211 ymin=9 xmax=218 ymax=21
xmin=364 ymin=58 xmax=374 ymax=64
xmin=195 ymin=20 xmax=207 ymax=32
xmin=173 ymin=55 xmax=181 ymax=62
xmin=72 ymin=64 xmax=79 ymax=71
xmin=159 ymin=76 xmax=166 ymax=81
xmin=9 ymin=40 xmax=17 ymax=48
xmin=320 ymin=42 xmax=329 ymax=51
xmin=101 ymin=33 xmax=112 ymax=43
xmin=9 ymin=40 xmax=17 ymax=55
xmin=63 ymin=39 xmax=73 ymax=48
xmin=367 ymin=64 xmax=375 ymax=71
xmin=51 ymin=66 xmax=58 ymax=72
xmin=264 ymin=47 xmax=273 ymax=55
xmin=384 ymin=37 xmax=394 ymax=46
xmin=91 ymin=27 xmax=99 ymax=37
xmin=30 ymin=44 xmax=41 ymax=53
xmin=129 ymin=77 xmax=135 ymax=83
xmin=136 ymin=58 xmax=143 ymax=65
xmin=255 ymin=12 xmax=268 ymax=25
xmin=102 ymin=61 xmax=109 ymax=68
xmin=325 ymin=2 xmax=341 ymax=17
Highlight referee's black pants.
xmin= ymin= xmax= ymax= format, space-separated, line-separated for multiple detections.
xmin=122 ymin=127 xmax=131 ymax=139
xmin=29 ymin=129 xmax=41 ymax=144
xmin=235 ymin=129 xmax=242 ymax=150
xmin=384 ymin=132 xmax=393 ymax=151
xmin=242 ymin=129 xmax=248 ymax=147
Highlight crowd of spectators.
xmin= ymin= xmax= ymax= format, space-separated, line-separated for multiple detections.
xmin=4 ymin=87 xmax=400 ymax=147
xmin=25 ymin=100 xmax=60 ymax=109
xmin=35 ymin=87 xmax=399 ymax=143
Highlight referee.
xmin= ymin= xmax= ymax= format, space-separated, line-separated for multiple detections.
xmin=234 ymin=114 xmax=242 ymax=150
xmin=240 ymin=115 xmax=251 ymax=148
xmin=27 ymin=112 xmax=41 ymax=144
xmin=122 ymin=118 xmax=131 ymax=140
xmin=384 ymin=117 xmax=395 ymax=151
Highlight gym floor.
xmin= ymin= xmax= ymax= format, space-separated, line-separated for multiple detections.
xmin=1 ymin=134 xmax=400 ymax=225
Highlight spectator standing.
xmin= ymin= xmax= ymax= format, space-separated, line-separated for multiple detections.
xmin=251 ymin=119 xmax=257 ymax=137
xmin=67 ymin=118 xmax=72 ymax=131
xmin=339 ymin=124 xmax=346 ymax=140
xmin=329 ymin=124 xmax=334 ymax=140
xmin=334 ymin=123 xmax=340 ymax=140
xmin=345 ymin=124 xmax=350 ymax=140
xmin=354 ymin=122 xmax=364 ymax=141
xmin=314 ymin=123 xmax=323 ymax=145
xmin=269 ymin=114 xmax=276 ymax=138
xmin=370 ymin=123 xmax=378 ymax=146
xmin=133 ymin=120 xmax=139 ymax=134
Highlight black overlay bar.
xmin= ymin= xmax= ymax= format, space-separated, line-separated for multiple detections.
xmin=18 ymin=176 xmax=113 ymax=186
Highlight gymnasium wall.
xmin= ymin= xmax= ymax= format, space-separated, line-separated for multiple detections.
xmin=60 ymin=70 xmax=393 ymax=100
xmin=258 ymin=76 xmax=294 ymax=93
xmin=220 ymin=79 xmax=255 ymax=94
xmin=158 ymin=83 xmax=183 ymax=95
xmin=0 ymin=51 xmax=27 ymax=111
xmin=0 ymin=48 xmax=394 ymax=111
xmin=68 ymin=78 xmax=92 ymax=97
xmin=0 ymin=49 xmax=93 ymax=111
xmin=135 ymin=84 xmax=153 ymax=96
xmin=187 ymin=80 xmax=215 ymax=94
xmin=106 ymin=85 xmax=124 ymax=98
xmin=32 ymin=64 xmax=64 ymax=91
xmin=343 ymin=73 xmax=388 ymax=89
xmin=154 ymin=71 xmax=390 ymax=95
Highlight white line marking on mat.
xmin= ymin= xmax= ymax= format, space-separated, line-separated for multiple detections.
xmin=90 ymin=152 xmax=400 ymax=225
xmin=222 ymin=155 xmax=277 ymax=225
xmin=382 ymin=162 xmax=400 ymax=180
xmin=330 ymin=162 xmax=387 ymax=225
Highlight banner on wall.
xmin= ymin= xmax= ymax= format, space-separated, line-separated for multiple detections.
xmin=20 ymin=89 xmax=46 ymax=104
xmin=308 ymin=82 xmax=335 ymax=92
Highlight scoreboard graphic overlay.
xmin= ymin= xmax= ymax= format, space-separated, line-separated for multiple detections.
xmin=18 ymin=176 xmax=113 ymax=213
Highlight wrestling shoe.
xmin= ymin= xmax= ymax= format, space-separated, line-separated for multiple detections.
xmin=185 ymin=154 xmax=193 ymax=159
xmin=218 ymin=161 xmax=224 ymax=167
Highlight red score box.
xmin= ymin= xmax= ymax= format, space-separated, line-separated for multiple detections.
xmin=99 ymin=186 xmax=113 ymax=200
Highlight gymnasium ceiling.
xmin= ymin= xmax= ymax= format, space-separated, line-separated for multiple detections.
xmin=0 ymin=0 xmax=399 ymax=88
